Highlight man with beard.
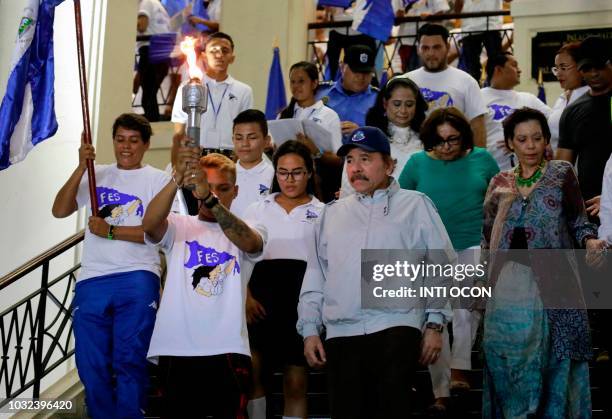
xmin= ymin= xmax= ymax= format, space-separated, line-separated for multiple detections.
xmin=403 ymin=23 xmax=487 ymax=147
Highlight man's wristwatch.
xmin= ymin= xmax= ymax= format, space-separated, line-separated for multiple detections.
xmin=202 ymin=192 xmax=219 ymax=209
xmin=425 ymin=322 xmax=443 ymax=333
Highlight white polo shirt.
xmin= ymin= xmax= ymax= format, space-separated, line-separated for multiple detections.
xmin=481 ymin=87 xmax=552 ymax=170
xmin=404 ymin=66 xmax=487 ymax=120
xmin=172 ymin=74 xmax=253 ymax=149
xmin=293 ymin=100 xmax=343 ymax=152
xmin=243 ymin=193 xmax=324 ymax=261
xmin=230 ymin=159 xmax=275 ymax=218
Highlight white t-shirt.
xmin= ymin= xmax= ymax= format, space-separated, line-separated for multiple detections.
xmin=243 ymin=193 xmax=324 ymax=261
xmin=138 ymin=0 xmax=171 ymax=35
xmin=548 ymin=85 xmax=589 ymax=151
xmin=460 ymin=0 xmax=504 ymax=32
xmin=172 ymin=74 xmax=253 ymax=149
xmin=76 ymin=164 xmax=169 ymax=282
xmin=392 ymin=0 xmax=450 ymax=37
xmin=207 ymin=0 xmax=222 ymax=21
xmin=293 ymin=100 xmax=343 ymax=152
xmin=405 ymin=66 xmax=487 ymax=120
xmin=340 ymin=125 xmax=422 ymax=197
xmin=146 ymin=213 xmax=267 ymax=360
xmin=481 ymin=87 xmax=552 ymax=170
xmin=230 ymin=159 xmax=275 ymax=218
xmin=599 ymin=155 xmax=612 ymax=243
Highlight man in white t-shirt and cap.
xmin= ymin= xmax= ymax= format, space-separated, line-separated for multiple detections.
xmin=403 ymin=23 xmax=488 ymax=147
xmin=482 ymin=52 xmax=551 ymax=170
xmin=143 ymin=147 xmax=266 ymax=417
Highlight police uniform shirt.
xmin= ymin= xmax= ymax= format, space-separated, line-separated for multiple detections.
xmin=293 ymin=100 xmax=343 ymax=152
xmin=172 ymin=74 xmax=253 ymax=149
xmin=243 ymin=193 xmax=325 ymax=261
xmin=316 ymin=82 xmax=378 ymax=127
xmin=230 ymin=159 xmax=275 ymax=218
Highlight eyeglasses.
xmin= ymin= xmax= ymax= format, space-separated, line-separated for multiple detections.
xmin=433 ymin=136 xmax=462 ymax=149
xmin=276 ymin=169 xmax=308 ymax=181
xmin=551 ymin=64 xmax=575 ymax=76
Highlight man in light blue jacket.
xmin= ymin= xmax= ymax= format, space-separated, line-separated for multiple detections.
xmin=297 ymin=126 xmax=456 ymax=418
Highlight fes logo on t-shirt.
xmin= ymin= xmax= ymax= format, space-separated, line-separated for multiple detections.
xmin=184 ymin=241 xmax=241 ymax=298
xmin=96 ymin=187 xmax=144 ymax=226
xmin=258 ymin=184 xmax=270 ymax=195
xmin=489 ymin=104 xmax=514 ymax=121
xmin=420 ymin=88 xmax=454 ymax=110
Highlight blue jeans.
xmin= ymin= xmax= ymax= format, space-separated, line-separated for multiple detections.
xmin=73 ymin=270 xmax=160 ymax=419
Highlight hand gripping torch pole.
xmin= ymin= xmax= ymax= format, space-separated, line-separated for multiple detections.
xmin=181 ymin=78 xmax=207 ymax=190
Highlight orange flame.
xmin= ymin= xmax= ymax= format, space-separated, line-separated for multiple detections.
xmin=180 ymin=36 xmax=203 ymax=80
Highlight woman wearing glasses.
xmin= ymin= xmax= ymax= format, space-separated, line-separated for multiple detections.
xmin=481 ymin=107 xmax=606 ymax=417
xmin=548 ymin=42 xmax=589 ymax=151
xmin=398 ymin=107 xmax=499 ymax=415
xmin=243 ymin=141 xmax=324 ymax=419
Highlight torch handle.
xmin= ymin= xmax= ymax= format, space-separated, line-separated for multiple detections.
xmin=184 ymin=126 xmax=201 ymax=190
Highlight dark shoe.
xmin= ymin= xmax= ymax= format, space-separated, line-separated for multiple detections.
xmin=427 ymin=398 xmax=449 ymax=417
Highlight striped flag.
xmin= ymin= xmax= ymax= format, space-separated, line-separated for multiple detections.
xmin=0 ymin=0 xmax=64 ymax=170
xmin=265 ymin=47 xmax=287 ymax=120
xmin=537 ymin=68 xmax=547 ymax=104
xmin=352 ymin=0 xmax=395 ymax=42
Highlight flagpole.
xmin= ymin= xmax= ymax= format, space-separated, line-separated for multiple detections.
xmin=73 ymin=0 xmax=99 ymax=215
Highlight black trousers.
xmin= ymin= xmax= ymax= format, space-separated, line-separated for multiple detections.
xmin=138 ymin=45 xmax=169 ymax=122
xmin=461 ymin=31 xmax=502 ymax=82
xmin=158 ymin=354 xmax=251 ymax=419
xmin=325 ymin=326 xmax=422 ymax=419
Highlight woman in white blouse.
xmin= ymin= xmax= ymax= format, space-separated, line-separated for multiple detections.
xmin=279 ymin=61 xmax=343 ymax=202
xmin=244 ymin=141 xmax=325 ymax=419
xmin=548 ymin=42 xmax=589 ymax=151
xmin=339 ymin=76 xmax=428 ymax=197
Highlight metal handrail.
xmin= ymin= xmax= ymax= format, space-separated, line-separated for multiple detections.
xmin=0 ymin=231 xmax=84 ymax=291
xmin=307 ymin=10 xmax=510 ymax=29
xmin=0 ymin=230 xmax=84 ymax=405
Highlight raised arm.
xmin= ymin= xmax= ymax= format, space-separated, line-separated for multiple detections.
xmin=52 ymin=141 xmax=94 ymax=218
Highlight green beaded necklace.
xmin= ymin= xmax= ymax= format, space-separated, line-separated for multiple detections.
xmin=515 ymin=160 xmax=545 ymax=188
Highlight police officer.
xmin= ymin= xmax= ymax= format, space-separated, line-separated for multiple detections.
xmin=317 ymin=44 xmax=378 ymax=137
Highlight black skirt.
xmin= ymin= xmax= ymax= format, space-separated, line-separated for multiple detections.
xmin=248 ymin=259 xmax=307 ymax=367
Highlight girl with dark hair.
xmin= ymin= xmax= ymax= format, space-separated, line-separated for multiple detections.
xmin=279 ymin=61 xmax=343 ymax=202
xmin=339 ymin=77 xmax=428 ymax=197
xmin=279 ymin=61 xmax=342 ymax=152
xmin=243 ymin=141 xmax=324 ymax=419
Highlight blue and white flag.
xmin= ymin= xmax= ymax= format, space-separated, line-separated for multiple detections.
xmin=317 ymin=0 xmax=353 ymax=7
xmin=182 ymin=0 xmax=210 ymax=35
xmin=162 ymin=0 xmax=188 ymax=17
xmin=265 ymin=47 xmax=287 ymax=120
xmin=352 ymin=0 xmax=395 ymax=42
xmin=0 ymin=0 xmax=64 ymax=171
xmin=537 ymin=68 xmax=547 ymax=104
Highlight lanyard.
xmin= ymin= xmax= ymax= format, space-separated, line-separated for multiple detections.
xmin=206 ymin=83 xmax=230 ymax=126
